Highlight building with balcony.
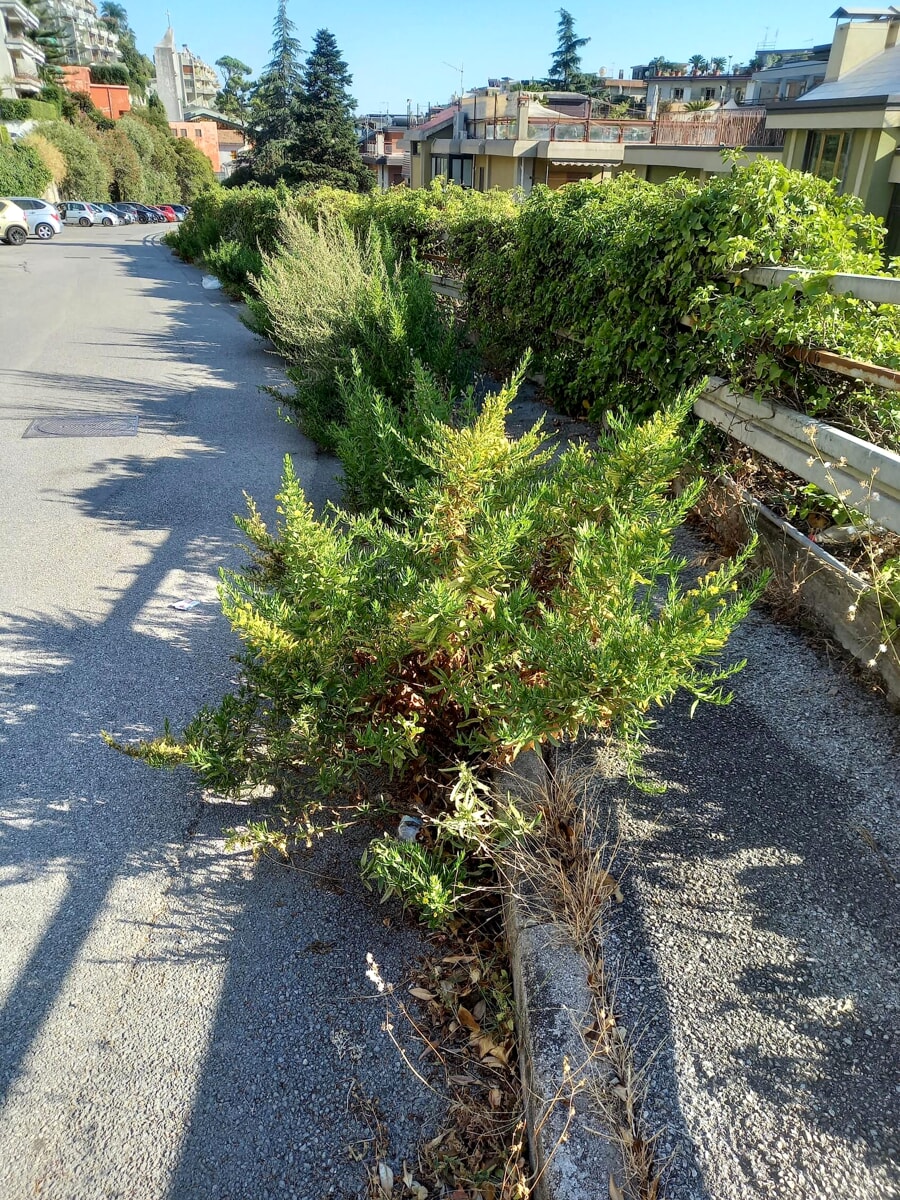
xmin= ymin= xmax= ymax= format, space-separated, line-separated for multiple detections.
xmin=39 ymin=0 xmax=120 ymax=67
xmin=745 ymin=45 xmax=831 ymax=105
xmin=646 ymin=68 xmax=752 ymax=117
xmin=0 ymin=0 xmax=44 ymax=97
xmin=403 ymin=88 xmax=656 ymax=193
xmin=153 ymin=25 xmax=219 ymax=123
xmin=359 ymin=114 xmax=417 ymax=189
xmin=765 ymin=6 xmax=900 ymax=253
xmin=402 ymin=85 xmax=784 ymax=194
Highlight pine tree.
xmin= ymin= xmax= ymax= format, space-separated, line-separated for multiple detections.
xmin=280 ymin=29 xmax=373 ymax=193
xmin=548 ymin=9 xmax=590 ymax=90
xmin=250 ymin=0 xmax=304 ymax=166
xmin=215 ymin=56 xmax=253 ymax=121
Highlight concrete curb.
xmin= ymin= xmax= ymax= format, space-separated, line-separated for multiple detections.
xmin=495 ymin=751 xmax=626 ymax=1200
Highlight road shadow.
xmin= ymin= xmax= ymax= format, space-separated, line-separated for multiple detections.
xmin=0 ymin=235 xmax=442 ymax=1199
xmin=566 ymin=641 xmax=900 ymax=1197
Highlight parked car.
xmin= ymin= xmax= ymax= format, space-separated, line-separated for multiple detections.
xmin=58 ymin=201 xmax=106 ymax=227
xmin=168 ymin=204 xmax=189 ymax=220
xmin=112 ymin=203 xmax=139 ymax=223
xmin=5 ymin=197 xmax=62 ymax=240
xmin=132 ymin=204 xmax=165 ymax=223
xmin=89 ymin=203 xmax=120 ymax=226
xmin=0 ymin=198 xmax=28 ymax=245
xmin=124 ymin=203 xmax=156 ymax=224
xmin=151 ymin=205 xmax=178 ymax=223
xmin=95 ymin=202 xmax=129 ymax=224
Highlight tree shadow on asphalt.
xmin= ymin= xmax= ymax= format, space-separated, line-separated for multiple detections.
xmin=0 ymin=237 xmax=439 ymax=1198
xmin=567 ymin=647 xmax=900 ymax=1197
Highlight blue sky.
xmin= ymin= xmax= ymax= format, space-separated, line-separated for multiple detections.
xmin=129 ymin=0 xmax=840 ymax=114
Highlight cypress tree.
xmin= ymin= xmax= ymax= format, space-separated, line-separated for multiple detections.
xmin=251 ymin=0 xmax=304 ymax=167
xmin=549 ymin=9 xmax=590 ymax=90
xmin=280 ymin=29 xmax=372 ymax=193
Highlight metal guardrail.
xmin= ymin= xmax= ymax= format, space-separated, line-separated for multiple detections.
xmin=695 ymin=378 xmax=900 ymax=535
xmin=742 ymin=265 xmax=900 ymax=307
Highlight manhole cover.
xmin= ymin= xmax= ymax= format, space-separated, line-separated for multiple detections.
xmin=23 ymin=415 xmax=139 ymax=439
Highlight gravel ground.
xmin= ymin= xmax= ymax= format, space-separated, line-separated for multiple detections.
xmin=572 ymin=535 xmax=900 ymax=1200
xmin=0 ymin=228 xmax=445 ymax=1200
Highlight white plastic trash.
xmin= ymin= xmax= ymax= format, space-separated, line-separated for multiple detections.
xmin=397 ymin=816 xmax=422 ymax=842
xmin=201 ymin=275 xmax=222 ymax=290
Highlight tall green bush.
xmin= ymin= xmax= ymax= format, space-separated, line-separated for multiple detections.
xmin=39 ymin=118 xmax=110 ymax=198
xmin=250 ymin=210 xmax=467 ymax=447
xmin=0 ymin=141 xmax=52 ymax=196
xmin=108 ymin=386 xmax=757 ymax=798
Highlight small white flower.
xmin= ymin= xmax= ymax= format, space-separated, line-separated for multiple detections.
xmin=838 ymin=456 xmax=847 ymax=467
xmin=872 ymin=491 xmax=881 ymax=502
xmin=806 ymin=456 xmax=815 ymax=467
xmin=867 ymin=657 xmax=878 ymax=668
xmin=823 ymin=461 xmax=833 ymax=470
xmin=847 ymin=604 xmax=858 ymax=621
xmin=879 ymin=643 xmax=888 ymax=655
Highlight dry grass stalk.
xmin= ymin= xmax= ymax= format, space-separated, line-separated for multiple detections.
xmin=500 ymin=764 xmax=663 ymax=1200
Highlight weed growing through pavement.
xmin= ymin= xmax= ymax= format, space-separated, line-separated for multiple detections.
xmin=499 ymin=763 xmax=664 ymax=1200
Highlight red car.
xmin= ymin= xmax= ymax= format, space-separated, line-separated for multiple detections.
xmin=152 ymin=205 xmax=178 ymax=223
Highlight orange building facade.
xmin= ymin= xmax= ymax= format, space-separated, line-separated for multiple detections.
xmin=169 ymin=120 xmax=221 ymax=173
xmin=60 ymin=65 xmax=131 ymax=120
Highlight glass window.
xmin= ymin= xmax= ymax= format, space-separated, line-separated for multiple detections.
xmin=672 ymin=87 xmax=684 ymax=100
xmin=802 ymin=130 xmax=853 ymax=189
xmin=431 ymin=154 xmax=448 ymax=179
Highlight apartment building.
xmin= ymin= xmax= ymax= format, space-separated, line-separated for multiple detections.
xmin=359 ymin=115 xmax=414 ymax=189
xmin=154 ymin=24 xmax=219 ymax=123
xmin=402 ymin=84 xmax=786 ymax=193
xmin=39 ymin=0 xmax=120 ymax=67
xmin=745 ymin=45 xmax=831 ymax=104
xmin=766 ymin=6 xmax=900 ymax=252
xmin=174 ymin=107 xmax=251 ymax=179
xmin=60 ymin=63 xmax=130 ymax=117
xmin=0 ymin=0 xmax=44 ymax=97
xmin=646 ymin=68 xmax=752 ymax=116
xmin=403 ymin=87 xmax=656 ymax=193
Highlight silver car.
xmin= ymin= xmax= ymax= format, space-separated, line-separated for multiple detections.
xmin=94 ymin=202 xmax=128 ymax=225
xmin=5 ymin=197 xmax=63 ymax=239
xmin=59 ymin=201 xmax=110 ymax=227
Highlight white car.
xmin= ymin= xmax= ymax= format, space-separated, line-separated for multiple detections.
xmin=5 ymin=197 xmax=63 ymax=240
xmin=59 ymin=201 xmax=116 ymax=227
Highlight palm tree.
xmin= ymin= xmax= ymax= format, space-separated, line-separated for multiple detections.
xmin=710 ymin=56 xmax=728 ymax=75
xmin=688 ymin=54 xmax=708 ymax=75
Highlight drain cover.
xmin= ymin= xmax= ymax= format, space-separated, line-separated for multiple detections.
xmin=23 ymin=414 xmax=139 ymax=439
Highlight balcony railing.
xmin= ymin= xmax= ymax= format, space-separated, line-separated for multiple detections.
xmin=652 ymin=111 xmax=785 ymax=149
xmin=467 ymin=108 xmax=783 ymax=150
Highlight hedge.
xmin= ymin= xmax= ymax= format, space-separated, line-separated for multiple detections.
xmin=0 ymin=98 xmax=60 ymax=122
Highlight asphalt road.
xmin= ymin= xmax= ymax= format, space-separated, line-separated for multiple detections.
xmin=0 ymin=226 xmax=443 ymax=1199
xmin=579 ymin=544 xmax=900 ymax=1200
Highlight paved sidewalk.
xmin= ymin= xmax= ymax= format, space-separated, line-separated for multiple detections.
xmin=0 ymin=228 xmax=442 ymax=1200
xmin=576 ymin=569 xmax=899 ymax=1199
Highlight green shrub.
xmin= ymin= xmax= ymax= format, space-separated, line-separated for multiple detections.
xmin=90 ymin=64 xmax=129 ymax=86
xmin=0 ymin=98 xmax=30 ymax=120
xmin=0 ymin=97 xmax=59 ymax=121
xmin=250 ymin=210 xmax=467 ymax=447
xmin=107 ymin=383 xmax=758 ymax=800
xmin=205 ymin=238 xmax=264 ymax=294
xmin=446 ymin=161 xmax=894 ymax=435
xmin=0 ymin=141 xmax=52 ymax=196
xmin=39 ymin=118 xmax=111 ymax=198
xmin=332 ymin=358 xmax=470 ymax=514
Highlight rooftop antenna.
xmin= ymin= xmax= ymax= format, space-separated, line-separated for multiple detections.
xmin=443 ymin=60 xmax=464 ymax=103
